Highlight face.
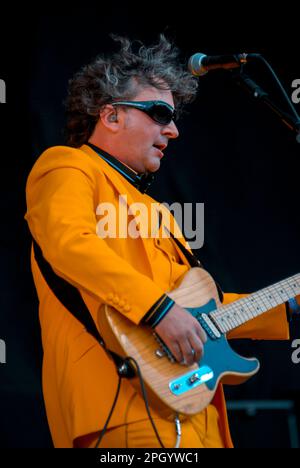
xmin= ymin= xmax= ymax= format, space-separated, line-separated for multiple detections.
xmin=109 ymin=86 xmax=179 ymax=173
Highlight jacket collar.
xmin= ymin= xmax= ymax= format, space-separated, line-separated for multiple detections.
xmin=86 ymin=143 xmax=155 ymax=194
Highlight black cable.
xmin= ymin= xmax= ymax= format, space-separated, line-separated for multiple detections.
xmin=94 ymin=356 xmax=166 ymax=449
xmin=94 ymin=375 xmax=122 ymax=449
xmin=256 ymin=54 xmax=300 ymax=121
xmin=125 ymin=357 xmax=165 ymax=449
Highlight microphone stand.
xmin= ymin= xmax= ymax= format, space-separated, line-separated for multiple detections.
xmin=232 ymin=72 xmax=300 ymax=144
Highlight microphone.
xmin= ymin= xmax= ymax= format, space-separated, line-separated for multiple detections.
xmin=188 ymin=53 xmax=258 ymax=76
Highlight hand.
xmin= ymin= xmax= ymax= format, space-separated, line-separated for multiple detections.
xmin=154 ymin=303 xmax=207 ymax=366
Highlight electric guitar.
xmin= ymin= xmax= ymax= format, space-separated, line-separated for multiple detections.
xmin=98 ymin=267 xmax=300 ymax=418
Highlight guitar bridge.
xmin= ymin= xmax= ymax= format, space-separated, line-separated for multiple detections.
xmin=153 ymin=333 xmax=176 ymax=363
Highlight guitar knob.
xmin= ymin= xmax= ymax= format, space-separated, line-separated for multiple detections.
xmin=172 ymin=383 xmax=182 ymax=391
xmin=188 ymin=373 xmax=200 ymax=385
xmin=155 ymin=349 xmax=166 ymax=358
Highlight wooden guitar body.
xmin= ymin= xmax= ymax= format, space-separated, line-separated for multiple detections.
xmin=98 ymin=267 xmax=260 ymax=418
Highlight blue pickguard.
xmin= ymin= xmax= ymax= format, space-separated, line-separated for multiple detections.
xmin=174 ymin=299 xmax=260 ymax=392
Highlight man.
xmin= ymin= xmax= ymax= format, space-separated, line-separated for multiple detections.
xmin=25 ymin=35 xmax=296 ymax=448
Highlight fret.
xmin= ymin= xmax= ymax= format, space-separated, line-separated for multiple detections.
xmin=226 ymin=307 xmax=241 ymax=328
xmin=213 ymin=307 xmax=229 ymax=332
xmin=211 ymin=273 xmax=300 ymax=333
xmin=217 ymin=311 xmax=231 ymax=332
xmin=255 ymin=289 xmax=273 ymax=314
xmin=231 ymin=301 xmax=252 ymax=323
xmin=286 ymin=277 xmax=300 ymax=299
xmin=247 ymin=296 xmax=261 ymax=318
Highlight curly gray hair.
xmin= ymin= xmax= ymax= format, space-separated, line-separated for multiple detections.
xmin=64 ymin=34 xmax=198 ymax=147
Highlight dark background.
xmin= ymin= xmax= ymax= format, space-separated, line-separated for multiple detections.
xmin=0 ymin=6 xmax=299 ymax=448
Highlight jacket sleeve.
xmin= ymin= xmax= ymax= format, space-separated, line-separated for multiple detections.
xmin=224 ymin=292 xmax=290 ymax=340
xmin=25 ymin=152 xmax=166 ymax=325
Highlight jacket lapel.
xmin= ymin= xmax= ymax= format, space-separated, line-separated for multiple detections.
xmin=80 ymin=144 xmax=155 ymax=275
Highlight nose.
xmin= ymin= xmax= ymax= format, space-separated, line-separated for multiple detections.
xmin=161 ymin=120 xmax=179 ymax=139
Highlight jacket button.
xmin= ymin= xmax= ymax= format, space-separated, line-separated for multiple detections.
xmin=119 ymin=300 xmax=125 ymax=308
xmin=113 ymin=296 xmax=119 ymax=305
xmin=124 ymin=305 xmax=131 ymax=312
xmin=107 ymin=293 xmax=114 ymax=301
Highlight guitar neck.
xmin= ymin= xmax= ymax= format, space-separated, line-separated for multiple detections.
xmin=210 ymin=273 xmax=300 ymax=334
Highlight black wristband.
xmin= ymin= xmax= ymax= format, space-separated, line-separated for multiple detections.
xmin=142 ymin=294 xmax=175 ymax=328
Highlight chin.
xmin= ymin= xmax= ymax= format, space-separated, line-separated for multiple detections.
xmin=146 ymin=158 xmax=161 ymax=173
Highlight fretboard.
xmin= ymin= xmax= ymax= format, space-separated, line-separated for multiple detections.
xmin=210 ymin=273 xmax=300 ymax=333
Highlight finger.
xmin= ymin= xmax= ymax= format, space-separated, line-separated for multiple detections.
xmin=167 ymin=341 xmax=183 ymax=363
xmin=188 ymin=334 xmax=204 ymax=362
xmin=195 ymin=323 xmax=207 ymax=343
xmin=179 ymin=338 xmax=196 ymax=366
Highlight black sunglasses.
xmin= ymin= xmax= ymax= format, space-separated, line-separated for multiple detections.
xmin=111 ymin=100 xmax=177 ymax=125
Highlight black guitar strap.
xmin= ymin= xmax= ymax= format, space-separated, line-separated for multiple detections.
xmin=32 ymin=239 xmax=135 ymax=377
xmin=169 ymin=231 xmax=203 ymax=268
xmin=168 ymin=231 xmax=224 ymax=303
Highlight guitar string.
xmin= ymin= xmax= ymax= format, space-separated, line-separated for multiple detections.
xmin=214 ymin=275 xmax=300 ymax=333
xmin=210 ymin=274 xmax=300 ymax=333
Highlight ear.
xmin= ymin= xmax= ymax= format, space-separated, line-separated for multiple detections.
xmin=99 ymin=105 xmax=120 ymax=132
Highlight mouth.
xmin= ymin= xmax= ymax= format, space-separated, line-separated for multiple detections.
xmin=153 ymin=143 xmax=167 ymax=158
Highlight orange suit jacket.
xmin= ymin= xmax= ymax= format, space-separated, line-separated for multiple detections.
xmin=25 ymin=144 xmax=289 ymax=447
